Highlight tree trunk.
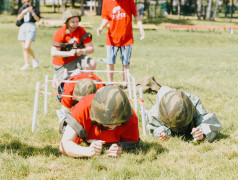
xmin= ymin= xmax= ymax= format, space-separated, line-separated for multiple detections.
xmin=71 ymin=0 xmax=76 ymax=8
xmin=10 ymin=0 xmax=15 ymax=14
xmin=147 ymin=0 xmax=152 ymax=18
xmin=52 ymin=0 xmax=56 ymax=13
xmin=62 ymin=0 xmax=67 ymax=13
xmin=80 ymin=0 xmax=84 ymax=15
xmin=206 ymin=0 xmax=212 ymax=20
xmin=177 ymin=0 xmax=180 ymax=18
xmin=197 ymin=0 xmax=202 ymax=19
xmin=170 ymin=0 xmax=173 ymax=14
xmin=202 ymin=0 xmax=207 ymax=19
xmin=90 ymin=0 xmax=93 ymax=13
xmin=94 ymin=0 xmax=96 ymax=13
xmin=155 ymin=0 xmax=158 ymax=17
xmin=225 ymin=0 xmax=228 ymax=17
xmin=96 ymin=0 xmax=103 ymax=15
xmin=212 ymin=0 xmax=219 ymax=20
xmin=229 ymin=1 xmax=233 ymax=20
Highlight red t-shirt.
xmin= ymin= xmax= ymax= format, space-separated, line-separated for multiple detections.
xmin=70 ymin=94 xmax=139 ymax=144
xmin=101 ymin=0 xmax=137 ymax=46
xmin=52 ymin=25 xmax=91 ymax=65
xmin=61 ymin=73 xmax=104 ymax=108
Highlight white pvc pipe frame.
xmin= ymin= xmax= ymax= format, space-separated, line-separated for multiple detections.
xmin=32 ymin=69 xmax=147 ymax=135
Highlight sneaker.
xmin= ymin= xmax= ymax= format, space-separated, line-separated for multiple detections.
xmin=20 ymin=64 xmax=30 ymax=71
xmin=32 ymin=58 xmax=39 ymax=69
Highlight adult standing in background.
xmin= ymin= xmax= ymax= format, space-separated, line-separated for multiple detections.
xmin=97 ymin=0 xmax=145 ymax=88
xmin=17 ymin=0 xmax=40 ymax=70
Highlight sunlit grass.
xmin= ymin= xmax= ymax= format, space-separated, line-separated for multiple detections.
xmin=0 ymin=9 xmax=238 ymax=179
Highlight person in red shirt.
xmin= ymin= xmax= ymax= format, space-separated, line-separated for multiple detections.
xmin=51 ymin=9 xmax=96 ymax=82
xmin=59 ymin=86 xmax=140 ymax=157
xmin=97 ymin=0 xmax=145 ymax=87
xmin=60 ymin=73 xmax=105 ymax=112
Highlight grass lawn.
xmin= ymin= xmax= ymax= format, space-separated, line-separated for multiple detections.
xmin=0 ymin=9 xmax=238 ymax=179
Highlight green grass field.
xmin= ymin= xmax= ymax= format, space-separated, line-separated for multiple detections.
xmin=0 ymin=10 xmax=238 ymax=179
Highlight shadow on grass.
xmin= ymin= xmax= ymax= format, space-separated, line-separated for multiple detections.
xmin=0 ymin=139 xmax=61 ymax=158
xmin=133 ymin=140 xmax=168 ymax=155
xmin=173 ymin=132 xmax=230 ymax=144
xmin=215 ymin=133 xmax=230 ymax=140
xmin=143 ymin=17 xmax=194 ymax=25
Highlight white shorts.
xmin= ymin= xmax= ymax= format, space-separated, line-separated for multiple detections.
xmin=18 ymin=22 xmax=37 ymax=41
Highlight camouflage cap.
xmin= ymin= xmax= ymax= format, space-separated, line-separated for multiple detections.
xmin=90 ymin=86 xmax=133 ymax=125
xmin=63 ymin=9 xmax=81 ymax=23
xmin=72 ymin=79 xmax=97 ymax=102
xmin=159 ymin=90 xmax=195 ymax=131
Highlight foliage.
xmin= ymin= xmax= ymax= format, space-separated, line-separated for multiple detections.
xmin=0 ymin=11 xmax=238 ymax=179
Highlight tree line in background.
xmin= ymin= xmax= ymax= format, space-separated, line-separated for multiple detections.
xmin=0 ymin=0 xmax=237 ymax=21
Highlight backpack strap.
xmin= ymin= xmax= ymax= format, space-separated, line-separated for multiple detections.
xmin=80 ymin=32 xmax=92 ymax=43
xmin=52 ymin=41 xmax=68 ymax=48
xmin=65 ymin=114 xmax=90 ymax=145
xmin=52 ymin=32 xmax=92 ymax=49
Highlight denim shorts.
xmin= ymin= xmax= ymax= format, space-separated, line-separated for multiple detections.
xmin=18 ymin=22 xmax=37 ymax=41
xmin=107 ymin=45 xmax=132 ymax=65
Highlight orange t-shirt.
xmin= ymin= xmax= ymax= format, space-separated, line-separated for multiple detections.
xmin=101 ymin=0 xmax=137 ymax=47
xmin=70 ymin=94 xmax=139 ymax=144
xmin=61 ymin=73 xmax=105 ymax=108
xmin=52 ymin=26 xmax=91 ymax=65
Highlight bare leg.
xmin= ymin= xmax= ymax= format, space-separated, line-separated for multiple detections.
xmin=107 ymin=64 xmax=114 ymax=82
xmin=21 ymin=41 xmax=30 ymax=65
xmin=24 ymin=40 xmax=36 ymax=59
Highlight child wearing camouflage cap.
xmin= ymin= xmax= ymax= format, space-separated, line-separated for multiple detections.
xmin=145 ymin=86 xmax=222 ymax=142
xmin=59 ymin=86 xmax=140 ymax=157
xmin=51 ymin=9 xmax=96 ymax=81
xmin=59 ymin=73 xmax=105 ymax=112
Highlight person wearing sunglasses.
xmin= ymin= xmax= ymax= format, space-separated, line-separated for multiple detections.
xmin=17 ymin=0 xmax=40 ymax=70
xmin=59 ymin=86 xmax=140 ymax=157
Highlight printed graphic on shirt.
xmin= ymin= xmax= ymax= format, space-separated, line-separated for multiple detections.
xmin=111 ymin=6 xmax=126 ymax=20
xmin=24 ymin=12 xmax=30 ymax=22
xmin=68 ymin=38 xmax=78 ymax=44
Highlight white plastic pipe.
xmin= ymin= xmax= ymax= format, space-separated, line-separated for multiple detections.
xmin=132 ymin=77 xmax=138 ymax=112
xmin=68 ymin=70 xmax=125 ymax=73
xmin=126 ymin=69 xmax=132 ymax=100
xmin=63 ymin=69 xmax=68 ymax=79
xmin=139 ymin=88 xmax=146 ymax=136
xmin=32 ymin=82 xmax=40 ymax=132
xmin=44 ymin=75 xmax=48 ymax=115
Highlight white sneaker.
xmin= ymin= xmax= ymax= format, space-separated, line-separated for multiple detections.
xmin=33 ymin=58 xmax=39 ymax=69
xmin=20 ymin=64 xmax=30 ymax=70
